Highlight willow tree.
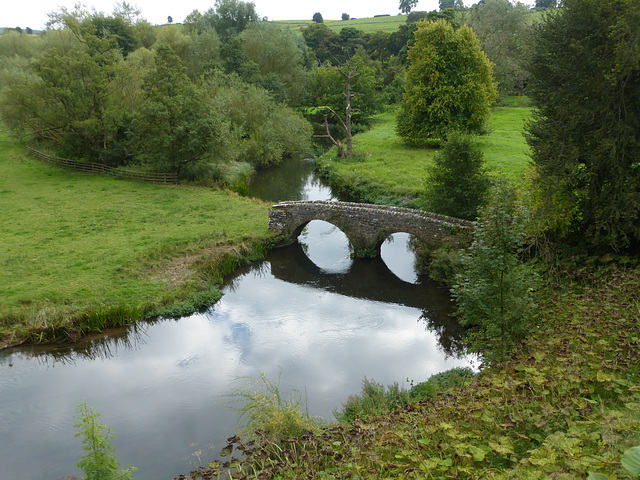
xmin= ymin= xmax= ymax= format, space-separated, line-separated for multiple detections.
xmin=396 ymin=19 xmax=497 ymax=145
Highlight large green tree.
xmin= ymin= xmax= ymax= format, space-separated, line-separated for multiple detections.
xmin=396 ymin=19 xmax=498 ymax=144
xmin=132 ymin=46 xmax=231 ymax=176
xmin=0 ymin=21 xmax=129 ymax=160
xmin=526 ymin=0 xmax=640 ymax=250
xmin=467 ymin=0 xmax=531 ymax=96
xmin=196 ymin=0 xmax=260 ymax=41
xmin=239 ymin=23 xmax=310 ymax=105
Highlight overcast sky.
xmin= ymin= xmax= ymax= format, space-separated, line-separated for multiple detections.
xmin=3 ymin=0 xmax=466 ymax=31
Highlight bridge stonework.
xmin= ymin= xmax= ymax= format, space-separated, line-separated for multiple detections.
xmin=268 ymin=200 xmax=476 ymax=256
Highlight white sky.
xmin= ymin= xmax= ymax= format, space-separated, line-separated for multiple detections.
xmin=3 ymin=0 xmax=452 ymax=31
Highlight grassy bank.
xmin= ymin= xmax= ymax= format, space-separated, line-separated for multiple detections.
xmin=316 ymin=100 xmax=532 ymax=207
xmin=185 ymin=262 xmax=640 ymax=479
xmin=276 ymin=15 xmax=408 ymax=34
xmin=0 ymin=131 xmax=274 ymax=348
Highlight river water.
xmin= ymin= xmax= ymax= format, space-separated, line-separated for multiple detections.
xmin=0 ymin=156 xmax=474 ymax=480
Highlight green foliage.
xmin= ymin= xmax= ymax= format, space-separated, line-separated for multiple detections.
xmin=335 ymin=378 xmax=411 ymax=424
xmin=301 ymin=23 xmax=341 ymax=63
xmin=181 ymin=264 xmax=640 ymax=480
xmin=0 ymin=22 xmax=128 ymax=161
xmin=208 ymin=73 xmax=313 ymax=168
xmin=199 ymin=0 xmax=260 ymax=41
xmin=312 ymin=12 xmax=323 ymax=24
xmin=526 ymin=0 xmax=640 ymax=250
xmin=467 ymin=0 xmax=532 ymax=96
xmin=239 ymin=22 xmax=309 ymax=106
xmin=622 ymin=446 xmax=640 ymax=476
xmin=225 ymin=373 xmax=326 ymax=444
xmin=396 ymin=19 xmax=498 ymax=145
xmin=132 ymin=46 xmax=230 ymax=177
xmin=409 ymin=367 xmax=475 ymax=399
xmin=424 ymin=131 xmax=491 ymax=220
xmin=399 ymin=0 xmax=418 ymax=14
xmin=422 ymin=245 xmax=466 ymax=287
xmin=74 ymin=402 xmax=136 ymax=480
xmin=453 ymin=180 xmax=538 ymax=363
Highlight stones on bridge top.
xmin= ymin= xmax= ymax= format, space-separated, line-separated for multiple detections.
xmin=268 ymin=201 xmax=475 ymax=254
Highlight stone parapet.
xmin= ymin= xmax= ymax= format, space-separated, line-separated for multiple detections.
xmin=268 ymin=201 xmax=475 ymax=254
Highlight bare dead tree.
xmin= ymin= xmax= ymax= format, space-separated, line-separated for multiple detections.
xmin=313 ymin=59 xmax=360 ymax=158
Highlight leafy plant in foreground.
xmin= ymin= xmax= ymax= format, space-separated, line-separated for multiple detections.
xmin=224 ymin=372 xmax=327 ymax=444
xmin=74 ymin=401 xmax=136 ymax=480
xmin=453 ymin=179 xmax=538 ymax=363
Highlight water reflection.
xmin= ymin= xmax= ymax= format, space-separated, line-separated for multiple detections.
xmin=381 ymin=233 xmax=419 ymax=284
xmin=0 ymin=154 xmax=474 ymax=480
xmin=298 ymin=220 xmax=353 ymax=274
xmin=247 ymin=156 xmax=334 ymax=202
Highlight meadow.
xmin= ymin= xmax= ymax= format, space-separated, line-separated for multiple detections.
xmin=0 ymin=129 xmax=272 ymax=346
xmin=316 ymin=98 xmax=532 ymax=206
xmin=276 ymin=14 xmax=408 ymax=34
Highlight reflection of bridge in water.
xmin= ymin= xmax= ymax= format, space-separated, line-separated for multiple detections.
xmin=268 ymin=201 xmax=475 ymax=256
xmin=225 ymin=240 xmax=467 ymax=357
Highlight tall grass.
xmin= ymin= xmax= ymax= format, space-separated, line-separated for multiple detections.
xmin=224 ymin=373 xmax=327 ymax=444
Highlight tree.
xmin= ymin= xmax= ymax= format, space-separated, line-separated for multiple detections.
xmin=314 ymin=59 xmax=360 ymax=158
xmin=535 ymin=0 xmax=556 ymax=8
xmin=133 ymin=46 xmax=229 ymax=176
xmin=424 ymin=131 xmax=491 ymax=220
xmin=310 ymin=53 xmax=383 ymax=157
xmin=399 ymin=0 xmax=418 ymax=14
xmin=0 ymin=18 xmax=130 ymax=160
xmin=167 ymin=15 xmax=173 ymax=23
xmin=199 ymin=0 xmax=260 ymax=41
xmin=467 ymin=0 xmax=531 ymax=96
xmin=396 ymin=19 xmax=498 ymax=145
xmin=239 ymin=23 xmax=309 ymax=105
xmin=312 ymin=12 xmax=324 ymax=23
xmin=526 ymin=0 xmax=640 ymax=250
xmin=341 ymin=13 xmax=350 ymax=21
xmin=301 ymin=23 xmax=342 ymax=63
xmin=439 ymin=0 xmax=463 ymax=10
xmin=453 ymin=180 xmax=538 ymax=363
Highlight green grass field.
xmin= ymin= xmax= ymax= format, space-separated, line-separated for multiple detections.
xmin=0 ymin=130 xmax=272 ymax=346
xmin=317 ymin=99 xmax=532 ymax=206
xmin=275 ymin=15 xmax=408 ymax=34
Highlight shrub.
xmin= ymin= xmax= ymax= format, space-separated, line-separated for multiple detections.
xmin=424 ymin=131 xmax=491 ymax=220
xmin=452 ymin=179 xmax=539 ymax=363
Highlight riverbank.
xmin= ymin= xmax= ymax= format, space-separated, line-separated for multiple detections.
xmin=184 ymin=260 xmax=640 ymax=479
xmin=0 ymin=131 xmax=275 ymax=348
xmin=316 ymin=99 xmax=532 ymax=207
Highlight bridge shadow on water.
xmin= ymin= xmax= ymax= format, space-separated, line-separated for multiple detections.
xmin=227 ymin=240 xmax=467 ymax=357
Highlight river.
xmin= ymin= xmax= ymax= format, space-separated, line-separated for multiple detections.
xmin=0 ymin=155 xmax=474 ymax=480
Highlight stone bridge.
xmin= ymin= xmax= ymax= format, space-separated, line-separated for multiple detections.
xmin=268 ymin=200 xmax=476 ymax=256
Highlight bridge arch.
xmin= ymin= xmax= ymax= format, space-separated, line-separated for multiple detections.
xmin=268 ymin=201 xmax=475 ymax=257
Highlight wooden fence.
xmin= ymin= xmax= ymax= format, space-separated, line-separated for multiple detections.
xmin=26 ymin=146 xmax=178 ymax=184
